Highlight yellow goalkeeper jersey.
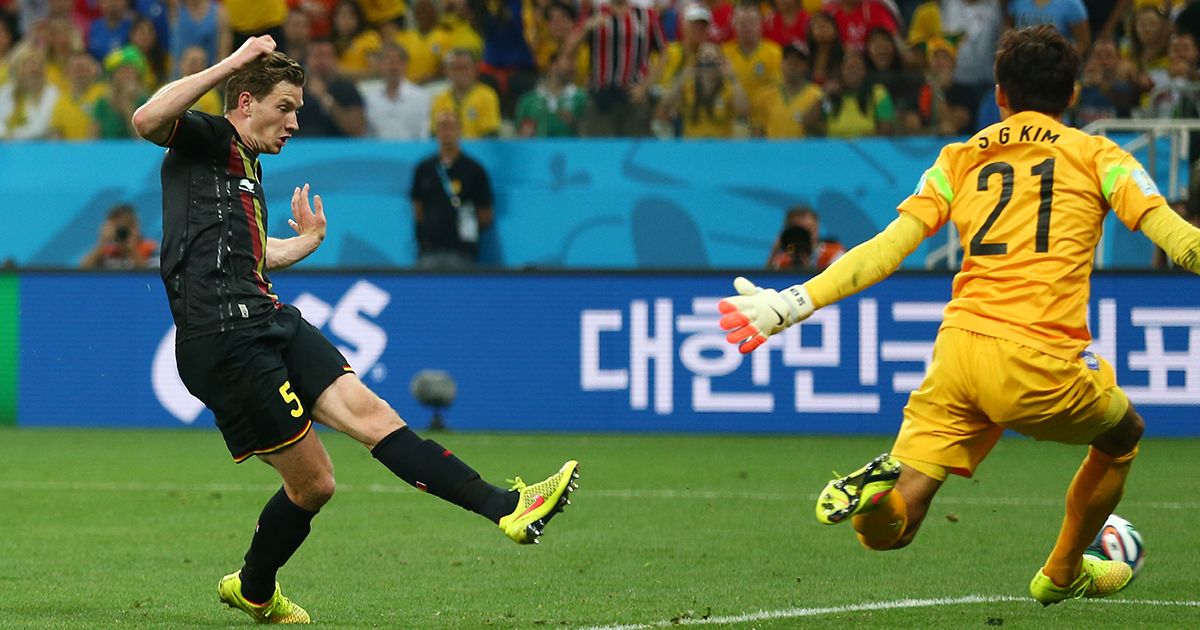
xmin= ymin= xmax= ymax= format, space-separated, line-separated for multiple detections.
xmin=899 ymin=110 xmax=1165 ymax=360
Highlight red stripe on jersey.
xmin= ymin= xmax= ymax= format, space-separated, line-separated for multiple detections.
xmin=597 ymin=11 xmax=610 ymax=87
xmin=227 ymin=143 xmax=272 ymax=299
xmin=619 ymin=11 xmax=633 ymax=86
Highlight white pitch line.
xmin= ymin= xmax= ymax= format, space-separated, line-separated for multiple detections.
xmin=575 ymin=595 xmax=1200 ymax=630
xmin=0 ymin=480 xmax=1196 ymax=510
xmin=576 ymin=595 xmax=1025 ymax=630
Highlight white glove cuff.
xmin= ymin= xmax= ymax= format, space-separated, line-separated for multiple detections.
xmin=781 ymin=284 xmax=816 ymax=323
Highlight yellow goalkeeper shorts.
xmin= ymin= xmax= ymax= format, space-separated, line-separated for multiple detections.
xmin=892 ymin=327 xmax=1128 ymax=480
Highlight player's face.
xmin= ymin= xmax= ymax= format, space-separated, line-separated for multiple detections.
xmin=249 ymin=82 xmax=302 ymax=154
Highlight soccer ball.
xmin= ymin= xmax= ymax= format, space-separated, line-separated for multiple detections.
xmin=1085 ymin=514 xmax=1145 ymax=578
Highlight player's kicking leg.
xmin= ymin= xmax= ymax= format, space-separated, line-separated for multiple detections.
xmin=816 ymin=453 xmax=943 ymax=551
xmin=313 ymin=374 xmax=580 ymax=544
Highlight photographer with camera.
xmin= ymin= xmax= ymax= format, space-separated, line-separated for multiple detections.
xmin=80 ymin=204 xmax=158 ymax=270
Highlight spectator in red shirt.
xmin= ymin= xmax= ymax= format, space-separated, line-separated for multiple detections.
xmin=823 ymin=0 xmax=897 ymax=51
xmin=565 ymin=0 xmax=666 ymax=136
xmin=764 ymin=0 xmax=810 ymax=47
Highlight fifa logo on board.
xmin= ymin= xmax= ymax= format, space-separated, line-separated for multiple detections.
xmin=151 ymin=280 xmax=391 ymax=424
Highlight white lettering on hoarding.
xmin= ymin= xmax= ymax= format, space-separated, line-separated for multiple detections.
xmin=579 ymin=295 xmax=1200 ymax=416
xmin=152 ymin=280 xmax=391 ymax=424
xmin=1124 ymin=307 xmax=1200 ymax=404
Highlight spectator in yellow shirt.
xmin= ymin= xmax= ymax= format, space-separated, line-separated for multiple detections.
xmin=391 ymin=3 xmax=441 ymax=84
xmin=177 ymin=45 xmax=224 ymax=115
xmin=338 ymin=0 xmax=444 ymax=84
xmin=661 ymin=43 xmax=748 ymax=138
xmin=51 ymin=51 xmax=103 ymax=139
xmin=655 ymin=3 xmax=712 ymax=92
xmin=358 ymin=0 xmax=408 ymax=27
xmin=0 ymin=48 xmax=63 ymax=140
xmin=333 ymin=0 xmax=380 ymax=75
xmin=722 ymin=5 xmax=782 ymax=106
xmin=431 ymin=49 xmax=502 ymax=138
xmin=436 ymin=0 xmax=485 ymax=60
xmin=533 ymin=1 xmax=589 ymax=87
xmin=754 ymin=41 xmax=823 ymax=138
xmin=224 ymin=0 xmax=287 ymax=43
xmin=43 ymin=17 xmax=82 ymax=90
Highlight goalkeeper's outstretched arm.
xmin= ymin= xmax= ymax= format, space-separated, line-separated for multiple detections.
xmin=1139 ymin=204 xmax=1200 ymax=273
xmin=802 ymin=211 xmax=927 ymax=309
xmin=718 ymin=212 xmax=927 ymax=353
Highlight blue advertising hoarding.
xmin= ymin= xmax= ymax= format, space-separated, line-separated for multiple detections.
xmin=16 ymin=272 xmax=1200 ymax=436
xmin=0 ymin=137 xmax=1175 ymax=269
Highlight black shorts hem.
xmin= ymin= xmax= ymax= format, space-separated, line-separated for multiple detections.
xmin=231 ymin=420 xmax=314 ymax=463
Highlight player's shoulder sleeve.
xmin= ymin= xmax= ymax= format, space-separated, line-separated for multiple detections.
xmin=162 ymin=110 xmax=232 ymax=158
xmin=1092 ymin=135 xmax=1166 ymax=231
xmin=897 ymin=142 xmax=960 ymax=235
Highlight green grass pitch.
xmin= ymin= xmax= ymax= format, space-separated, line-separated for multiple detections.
xmin=0 ymin=428 xmax=1197 ymax=628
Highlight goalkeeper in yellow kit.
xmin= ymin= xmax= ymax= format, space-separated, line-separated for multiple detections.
xmin=718 ymin=25 xmax=1200 ymax=605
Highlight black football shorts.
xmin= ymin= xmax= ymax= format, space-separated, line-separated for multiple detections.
xmin=175 ymin=304 xmax=355 ymax=462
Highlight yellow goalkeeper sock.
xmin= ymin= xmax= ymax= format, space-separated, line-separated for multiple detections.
xmin=853 ymin=489 xmax=908 ymax=550
xmin=1043 ymin=445 xmax=1138 ymax=587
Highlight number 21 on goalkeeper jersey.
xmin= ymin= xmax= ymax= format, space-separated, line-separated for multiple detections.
xmin=897 ymin=110 xmax=1166 ymax=361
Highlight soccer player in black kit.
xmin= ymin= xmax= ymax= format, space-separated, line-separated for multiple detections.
xmin=132 ymin=36 xmax=579 ymax=624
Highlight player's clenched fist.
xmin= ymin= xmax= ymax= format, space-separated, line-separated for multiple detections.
xmin=228 ymin=35 xmax=277 ymax=69
xmin=718 ymin=276 xmax=816 ymax=354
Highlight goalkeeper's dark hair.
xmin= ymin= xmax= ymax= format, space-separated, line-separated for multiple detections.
xmin=224 ymin=51 xmax=306 ymax=112
xmin=993 ymin=25 xmax=1079 ymax=116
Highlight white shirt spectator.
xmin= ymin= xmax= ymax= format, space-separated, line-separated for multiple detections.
xmin=360 ymin=79 xmax=433 ymax=140
xmin=942 ymin=0 xmax=1003 ymax=86
xmin=0 ymin=82 xmax=60 ymax=140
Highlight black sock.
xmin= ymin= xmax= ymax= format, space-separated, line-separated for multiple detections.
xmin=239 ymin=487 xmax=318 ymax=604
xmin=371 ymin=426 xmax=517 ymax=522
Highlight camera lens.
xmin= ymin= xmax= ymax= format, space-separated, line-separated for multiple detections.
xmin=115 ymin=226 xmax=132 ymax=241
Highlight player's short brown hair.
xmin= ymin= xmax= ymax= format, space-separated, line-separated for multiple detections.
xmin=993 ymin=25 xmax=1079 ymax=116
xmin=223 ymin=51 xmax=305 ymax=112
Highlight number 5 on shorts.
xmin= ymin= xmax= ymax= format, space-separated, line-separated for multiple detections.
xmin=278 ymin=380 xmax=305 ymax=418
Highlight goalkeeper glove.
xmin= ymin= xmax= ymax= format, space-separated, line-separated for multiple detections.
xmin=717 ymin=276 xmax=815 ymax=354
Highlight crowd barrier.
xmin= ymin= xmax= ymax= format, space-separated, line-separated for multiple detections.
xmin=0 ymin=137 xmax=1171 ymax=270
xmin=2 ymin=271 xmax=1198 ymax=436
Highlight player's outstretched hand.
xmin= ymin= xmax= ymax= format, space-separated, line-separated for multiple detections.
xmin=227 ymin=35 xmax=277 ymax=70
xmin=718 ymin=276 xmax=815 ymax=354
xmin=289 ymin=183 xmax=326 ymax=243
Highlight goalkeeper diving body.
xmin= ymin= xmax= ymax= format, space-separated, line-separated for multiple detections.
xmin=718 ymin=25 xmax=1200 ymax=605
xmin=132 ymin=36 xmax=578 ymax=625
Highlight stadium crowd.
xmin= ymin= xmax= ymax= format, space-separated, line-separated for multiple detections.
xmin=2 ymin=0 xmax=1200 ymax=141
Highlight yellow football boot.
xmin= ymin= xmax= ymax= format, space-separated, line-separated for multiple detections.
xmin=498 ymin=460 xmax=579 ymax=544
xmin=1029 ymin=555 xmax=1133 ymax=606
xmin=218 ymin=571 xmax=311 ymax=624
xmin=815 ymin=453 xmax=902 ymax=525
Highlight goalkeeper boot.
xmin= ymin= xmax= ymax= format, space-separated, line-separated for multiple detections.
xmin=815 ymin=452 xmax=902 ymax=525
xmin=1029 ymin=555 xmax=1133 ymax=606
xmin=218 ymin=571 xmax=311 ymax=624
xmin=498 ymin=460 xmax=579 ymax=544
